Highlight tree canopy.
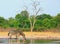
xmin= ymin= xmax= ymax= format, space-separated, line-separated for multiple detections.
xmin=0 ymin=10 xmax=60 ymax=31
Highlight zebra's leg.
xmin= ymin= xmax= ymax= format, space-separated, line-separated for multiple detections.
xmin=23 ymin=35 xmax=26 ymax=41
xmin=16 ymin=35 xmax=19 ymax=44
xmin=9 ymin=35 xmax=12 ymax=44
xmin=10 ymin=35 xmax=12 ymax=44
xmin=22 ymin=36 xmax=26 ymax=44
xmin=15 ymin=35 xmax=17 ymax=41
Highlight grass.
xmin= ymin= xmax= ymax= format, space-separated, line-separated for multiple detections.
xmin=0 ymin=39 xmax=60 ymax=44
xmin=0 ymin=32 xmax=60 ymax=39
xmin=11 ymin=39 xmax=54 ymax=43
xmin=19 ymin=39 xmax=60 ymax=43
xmin=33 ymin=39 xmax=55 ymax=43
xmin=0 ymin=40 xmax=4 ymax=43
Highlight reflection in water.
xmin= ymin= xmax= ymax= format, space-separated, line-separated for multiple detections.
xmin=0 ymin=38 xmax=60 ymax=44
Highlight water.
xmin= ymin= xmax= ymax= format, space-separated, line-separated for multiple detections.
xmin=0 ymin=38 xmax=60 ymax=44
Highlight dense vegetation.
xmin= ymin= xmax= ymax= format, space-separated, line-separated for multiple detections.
xmin=0 ymin=10 xmax=60 ymax=31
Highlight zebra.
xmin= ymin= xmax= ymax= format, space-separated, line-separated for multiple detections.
xmin=8 ymin=29 xmax=26 ymax=41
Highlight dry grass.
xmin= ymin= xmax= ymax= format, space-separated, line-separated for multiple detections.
xmin=0 ymin=32 xmax=60 ymax=39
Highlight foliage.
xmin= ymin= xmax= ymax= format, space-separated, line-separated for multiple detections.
xmin=0 ymin=17 xmax=9 ymax=28
xmin=36 ymin=14 xmax=52 ymax=20
xmin=15 ymin=10 xmax=29 ymax=28
xmin=0 ymin=11 xmax=60 ymax=31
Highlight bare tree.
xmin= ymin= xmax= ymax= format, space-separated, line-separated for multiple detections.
xmin=23 ymin=0 xmax=41 ymax=43
xmin=24 ymin=0 xmax=41 ymax=32
xmin=29 ymin=1 xmax=40 ymax=32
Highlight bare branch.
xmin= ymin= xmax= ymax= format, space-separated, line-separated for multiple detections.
xmin=36 ymin=8 xmax=41 ymax=15
xmin=23 ymin=0 xmax=41 ymax=32
xmin=23 ymin=5 xmax=28 ymax=11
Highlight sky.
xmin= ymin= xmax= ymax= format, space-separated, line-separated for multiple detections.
xmin=0 ymin=0 xmax=60 ymax=19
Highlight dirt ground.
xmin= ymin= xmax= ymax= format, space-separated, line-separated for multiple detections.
xmin=0 ymin=32 xmax=60 ymax=40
